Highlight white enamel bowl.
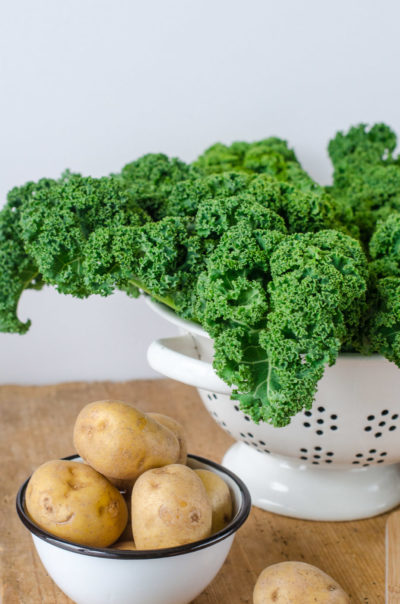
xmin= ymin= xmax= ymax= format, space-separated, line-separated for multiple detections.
xmin=147 ymin=299 xmax=400 ymax=521
xmin=16 ymin=454 xmax=251 ymax=604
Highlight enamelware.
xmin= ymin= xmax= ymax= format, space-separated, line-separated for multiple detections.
xmin=16 ymin=454 xmax=251 ymax=604
xmin=147 ymin=298 xmax=400 ymax=521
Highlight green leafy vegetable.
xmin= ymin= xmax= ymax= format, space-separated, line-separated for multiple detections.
xmin=1 ymin=126 xmax=400 ymax=426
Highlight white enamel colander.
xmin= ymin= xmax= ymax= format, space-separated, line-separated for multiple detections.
xmin=147 ymin=299 xmax=400 ymax=521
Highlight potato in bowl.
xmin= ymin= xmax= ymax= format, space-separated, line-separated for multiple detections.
xmin=16 ymin=453 xmax=251 ymax=604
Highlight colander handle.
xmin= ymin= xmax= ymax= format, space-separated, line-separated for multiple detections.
xmin=147 ymin=334 xmax=232 ymax=394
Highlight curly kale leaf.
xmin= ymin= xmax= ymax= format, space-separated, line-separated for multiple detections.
xmin=83 ymin=216 xmax=211 ymax=316
xmin=120 ymin=153 xmax=192 ymax=219
xmin=194 ymin=193 xmax=287 ymax=238
xmin=328 ymin=123 xmax=400 ymax=244
xmin=363 ymin=275 xmax=400 ymax=364
xmin=195 ymin=136 xmax=334 ymax=199
xmin=328 ymin=123 xmax=397 ymax=182
xmin=369 ymin=212 xmax=400 ymax=262
xmin=164 ymin=171 xmax=251 ymax=218
xmin=358 ymin=213 xmax=400 ymax=361
xmin=167 ymin=169 xmax=341 ymax=238
xmin=112 ymin=217 xmax=204 ymax=312
xmin=195 ymin=224 xmax=282 ymax=329
xmin=253 ymin=230 xmax=368 ymax=425
xmin=193 ymin=141 xmax=251 ymax=174
xmin=194 ymin=137 xmax=298 ymax=176
xmin=195 ymin=227 xmax=368 ymax=426
xmin=0 ymin=179 xmax=56 ymax=333
xmin=19 ymin=172 xmax=149 ymax=298
xmin=193 ymin=138 xmax=351 ymax=236
xmin=248 ymin=175 xmax=340 ymax=234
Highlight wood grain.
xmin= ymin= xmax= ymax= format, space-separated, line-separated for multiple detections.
xmin=0 ymin=379 xmax=391 ymax=603
xmin=387 ymin=510 xmax=400 ymax=603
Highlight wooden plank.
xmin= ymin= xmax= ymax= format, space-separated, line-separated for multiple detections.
xmin=0 ymin=379 xmax=389 ymax=603
xmin=387 ymin=510 xmax=400 ymax=603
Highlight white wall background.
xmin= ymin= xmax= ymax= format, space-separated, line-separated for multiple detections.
xmin=1 ymin=0 xmax=400 ymax=384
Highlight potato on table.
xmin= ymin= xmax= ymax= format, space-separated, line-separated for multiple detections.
xmin=25 ymin=459 xmax=128 ymax=548
xmin=131 ymin=464 xmax=212 ymax=549
xmin=253 ymin=561 xmax=350 ymax=603
xmin=195 ymin=468 xmax=232 ymax=533
xmin=73 ymin=400 xmax=180 ymax=487
xmin=148 ymin=412 xmax=187 ymax=464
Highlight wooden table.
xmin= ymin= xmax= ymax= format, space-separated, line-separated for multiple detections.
xmin=0 ymin=379 xmax=389 ymax=603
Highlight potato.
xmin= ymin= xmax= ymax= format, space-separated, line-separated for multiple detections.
xmin=112 ymin=540 xmax=136 ymax=550
xmin=148 ymin=412 xmax=187 ymax=464
xmin=253 ymin=561 xmax=350 ymax=604
xmin=195 ymin=469 xmax=232 ymax=533
xmin=118 ymin=492 xmax=134 ymax=542
xmin=25 ymin=460 xmax=128 ymax=548
xmin=73 ymin=400 xmax=180 ymax=487
xmin=131 ymin=464 xmax=212 ymax=549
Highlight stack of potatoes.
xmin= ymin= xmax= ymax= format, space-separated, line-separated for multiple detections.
xmin=25 ymin=400 xmax=233 ymax=550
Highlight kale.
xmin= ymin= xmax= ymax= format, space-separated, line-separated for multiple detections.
xmin=2 ymin=125 xmax=400 ymax=426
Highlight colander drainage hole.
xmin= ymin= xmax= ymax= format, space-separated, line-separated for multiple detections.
xmin=325 ymin=452 xmax=334 ymax=464
xmin=237 ymin=434 xmax=271 ymax=455
xmin=352 ymin=450 xmax=388 ymax=465
xmin=364 ymin=411 xmax=399 ymax=436
xmin=302 ymin=406 xmax=339 ymax=433
xmin=298 ymin=448 xmax=335 ymax=464
xmin=377 ymin=451 xmax=388 ymax=463
xmin=257 ymin=439 xmax=271 ymax=454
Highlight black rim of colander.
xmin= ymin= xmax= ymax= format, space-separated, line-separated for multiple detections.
xmin=16 ymin=453 xmax=251 ymax=559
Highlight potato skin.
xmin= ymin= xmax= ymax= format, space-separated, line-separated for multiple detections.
xmin=253 ymin=561 xmax=350 ymax=604
xmin=131 ymin=464 xmax=212 ymax=549
xmin=73 ymin=400 xmax=180 ymax=486
xmin=112 ymin=540 xmax=136 ymax=550
xmin=148 ymin=412 xmax=187 ymax=465
xmin=25 ymin=460 xmax=128 ymax=548
xmin=195 ymin=469 xmax=232 ymax=533
xmin=118 ymin=492 xmax=134 ymax=542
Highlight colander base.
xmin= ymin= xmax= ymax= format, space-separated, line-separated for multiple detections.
xmin=222 ymin=442 xmax=400 ymax=521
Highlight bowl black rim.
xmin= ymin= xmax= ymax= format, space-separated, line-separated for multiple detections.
xmin=16 ymin=453 xmax=251 ymax=559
